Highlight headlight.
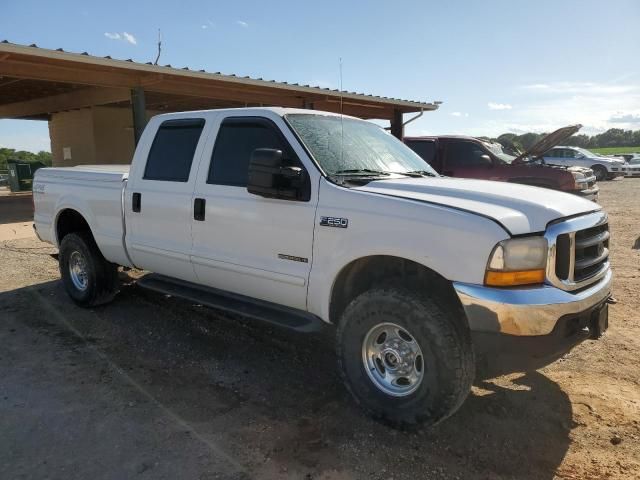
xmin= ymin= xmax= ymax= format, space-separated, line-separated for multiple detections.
xmin=571 ymin=171 xmax=588 ymax=188
xmin=485 ymin=237 xmax=548 ymax=287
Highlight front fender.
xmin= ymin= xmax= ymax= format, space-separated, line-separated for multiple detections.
xmin=307 ymin=180 xmax=510 ymax=322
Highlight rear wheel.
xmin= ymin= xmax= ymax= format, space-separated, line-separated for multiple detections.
xmin=336 ymin=286 xmax=474 ymax=428
xmin=59 ymin=232 xmax=119 ymax=307
xmin=592 ymin=165 xmax=607 ymax=181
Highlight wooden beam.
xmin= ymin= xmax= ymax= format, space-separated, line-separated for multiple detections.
xmin=0 ymin=86 xmax=130 ymax=118
xmin=0 ymin=78 xmax=22 ymax=88
xmin=146 ymin=80 xmax=307 ymax=108
xmin=0 ymin=58 xmax=140 ymax=88
xmin=312 ymin=99 xmax=395 ymax=120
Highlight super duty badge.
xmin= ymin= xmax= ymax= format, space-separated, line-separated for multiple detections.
xmin=320 ymin=216 xmax=348 ymax=228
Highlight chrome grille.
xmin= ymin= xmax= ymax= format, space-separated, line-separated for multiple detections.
xmin=546 ymin=211 xmax=610 ymax=291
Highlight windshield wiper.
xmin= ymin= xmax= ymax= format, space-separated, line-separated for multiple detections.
xmin=382 ymin=170 xmax=438 ymax=178
xmin=400 ymin=170 xmax=438 ymax=177
xmin=331 ymin=169 xmax=390 ymax=176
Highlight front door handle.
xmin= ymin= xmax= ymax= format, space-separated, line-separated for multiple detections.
xmin=132 ymin=192 xmax=141 ymax=212
xmin=194 ymin=198 xmax=206 ymax=221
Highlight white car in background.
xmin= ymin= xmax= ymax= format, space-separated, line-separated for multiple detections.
xmin=625 ymin=154 xmax=640 ymax=177
xmin=544 ymin=146 xmax=627 ymax=181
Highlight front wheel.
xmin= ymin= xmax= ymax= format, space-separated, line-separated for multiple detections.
xmin=591 ymin=165 xmax=608 ymax=181
xmin=336 ymin=287 xmax=474 ymax=428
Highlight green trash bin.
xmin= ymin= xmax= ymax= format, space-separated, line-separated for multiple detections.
xmin=6 ymin=160 xmax=46 ymax=192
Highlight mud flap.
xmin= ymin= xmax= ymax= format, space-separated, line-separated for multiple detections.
xmin=589 ymin=302 xmax=609 ymax=339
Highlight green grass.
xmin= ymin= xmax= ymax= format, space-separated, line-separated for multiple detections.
xmin=588 ymin=146 xmax=640 ymax=155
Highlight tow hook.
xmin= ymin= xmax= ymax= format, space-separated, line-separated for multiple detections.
xmin=606 ymin=296 xmax=618 ymax=305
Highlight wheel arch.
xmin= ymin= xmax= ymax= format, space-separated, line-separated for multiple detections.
xmin=328 ymin=255 xmax=465 ymax=326
xmin=55 ymin=208 xmax=95 ymax=246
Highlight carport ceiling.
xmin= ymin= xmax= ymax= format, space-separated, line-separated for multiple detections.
xmin=0 ymin=41 xmax=439 ymax=121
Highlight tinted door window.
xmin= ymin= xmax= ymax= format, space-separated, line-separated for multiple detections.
xmin=143 ymin=119 xmax=205 ymax=182
xmin=208 ymin=118 xmax=295 ymax=186
xmin=446 ymin=141 xmax=491 ymax=168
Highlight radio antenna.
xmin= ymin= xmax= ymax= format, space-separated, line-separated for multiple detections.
xmin=154 ymin=29 xmax=162 ymax=65
xmin=339 ymin=57 xmax=344 ymax=164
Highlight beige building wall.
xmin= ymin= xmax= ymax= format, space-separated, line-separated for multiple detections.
xmin=92 ymin=106 xmax=136 ymax=165
xmin=49 ymin=109 xmax=96 ymax=167
xmin=49 ymin=106 xmax=159 ymax=167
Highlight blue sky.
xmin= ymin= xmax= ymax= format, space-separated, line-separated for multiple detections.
xmin=1 ymin=0 xmax=639 ymax=152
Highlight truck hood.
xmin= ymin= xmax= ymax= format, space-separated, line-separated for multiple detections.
xmin=354 ymin=177 xmax=600 ymax=235
xmin=513 ymin=124 xmax=582 ymax=163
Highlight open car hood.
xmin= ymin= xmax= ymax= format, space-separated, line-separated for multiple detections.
xmin=513 ymin=124 xmax=582 ymax=163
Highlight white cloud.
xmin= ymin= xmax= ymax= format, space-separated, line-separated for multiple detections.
xmin=609 ymin=112 xmax=640 ymax=124
xmin=122 ymin=32 xmax=137 ymax=45
xmin=513 ymin=80 xmax=640 ymax=133
xmin=104 ymin=31 xmax=136 ymax=45
xmin=451 ymin=111 xmax=469 ymax=117
xmin=521 ymin=81 xmax=636 ymax=95
xmin=407 ymin=78 xmax=640 ymax=138
xmin=236 ymin=20 xmax=248 ymax=28
xmin=201 ymin=19 xmax=215 ymax=29
xmin=488 ymin=102 xmax=513 ymax=110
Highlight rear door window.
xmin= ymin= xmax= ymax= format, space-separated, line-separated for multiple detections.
xmin=143 ymin=119 xmax=205 ymax=182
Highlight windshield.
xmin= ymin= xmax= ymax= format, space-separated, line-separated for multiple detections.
xmin=285 ymin=114 xmax=438 ymax=177
xmin=482 ymin=141 xmax=518 ymax=164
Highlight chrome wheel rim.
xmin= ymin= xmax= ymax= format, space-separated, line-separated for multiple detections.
xmin=69 ymin=251 xmax=89 ymax=291
xmin=362 ymin=322 xmax=424 ymax=397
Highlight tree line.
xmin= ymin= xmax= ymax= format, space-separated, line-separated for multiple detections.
xmin=492 ymin=128 xmax=640 ymax=151
xmin=0 ymin=148 xmax=52 ymax=171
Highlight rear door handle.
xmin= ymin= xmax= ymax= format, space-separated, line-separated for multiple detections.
xmin=132 ymin=192 xmax=141 ymax=212
xmin=194 ymin=198 xmax=206 ymax=221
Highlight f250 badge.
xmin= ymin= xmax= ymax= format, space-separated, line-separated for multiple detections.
xmin=320 ymin=216 xmax=348 ymax=228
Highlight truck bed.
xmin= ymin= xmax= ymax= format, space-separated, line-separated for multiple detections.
xmin=33 ymin=164 xmax=131 ymax=267
xmin=35 ymin=165 xmax=130 ymax=183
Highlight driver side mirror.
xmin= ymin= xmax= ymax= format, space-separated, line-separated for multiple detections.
xmin=479 ymin=154 xmax=493 ymax=167
xmin=247 ymin=148 xmax=308 ymax=201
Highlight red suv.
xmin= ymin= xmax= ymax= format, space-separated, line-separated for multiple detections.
xmin=405 ymin=125 xmax=598 ymax=201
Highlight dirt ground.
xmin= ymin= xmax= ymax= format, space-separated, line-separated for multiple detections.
xmin=0 ymin=180 xmax=638 ymax=480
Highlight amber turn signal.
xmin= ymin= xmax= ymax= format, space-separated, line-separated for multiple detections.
xmin=484 ymin=269 xmax=545 ymax=287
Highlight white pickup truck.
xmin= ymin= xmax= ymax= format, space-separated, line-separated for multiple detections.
xmin=33 ymin=108 xmax=612 ymax=427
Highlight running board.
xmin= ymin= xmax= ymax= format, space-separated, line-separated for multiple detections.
xmin=136 ymin=274 xmax=325 ymax=333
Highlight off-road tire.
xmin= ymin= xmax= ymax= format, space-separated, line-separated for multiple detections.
xmin=336 ymin=286 xmax=474 ymax=428
xmin=592 ymin=165 xmax=607 ymax=181
xmin=59 ymin=231 xmax=119 ymax=307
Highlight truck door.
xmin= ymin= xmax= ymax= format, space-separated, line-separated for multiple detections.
xmin=125 ymin=117 xmax=209 ymax=282
xmin=442 ymin=139 xmax=496 ymax=179
xmin=190 ymin=115 xmax=317 ymax=311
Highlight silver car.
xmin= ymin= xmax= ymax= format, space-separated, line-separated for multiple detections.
xmin=544 ymin=146 xmax=627 ymax=181
xmin=625 ymin=154 xmax=640 ymax=178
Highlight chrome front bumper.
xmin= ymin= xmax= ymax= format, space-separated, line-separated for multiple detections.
xmin=453 ymin=269 xmax=612 ymax=336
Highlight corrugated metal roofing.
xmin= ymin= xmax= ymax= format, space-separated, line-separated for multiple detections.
xmin=0 ymin=40 xmax=439 ymax=111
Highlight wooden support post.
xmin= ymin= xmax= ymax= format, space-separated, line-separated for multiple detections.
xmin=131 ymin=87 xmax=147 ymax=145
xmin=390 ymin=109 xmax=404 ymax=140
